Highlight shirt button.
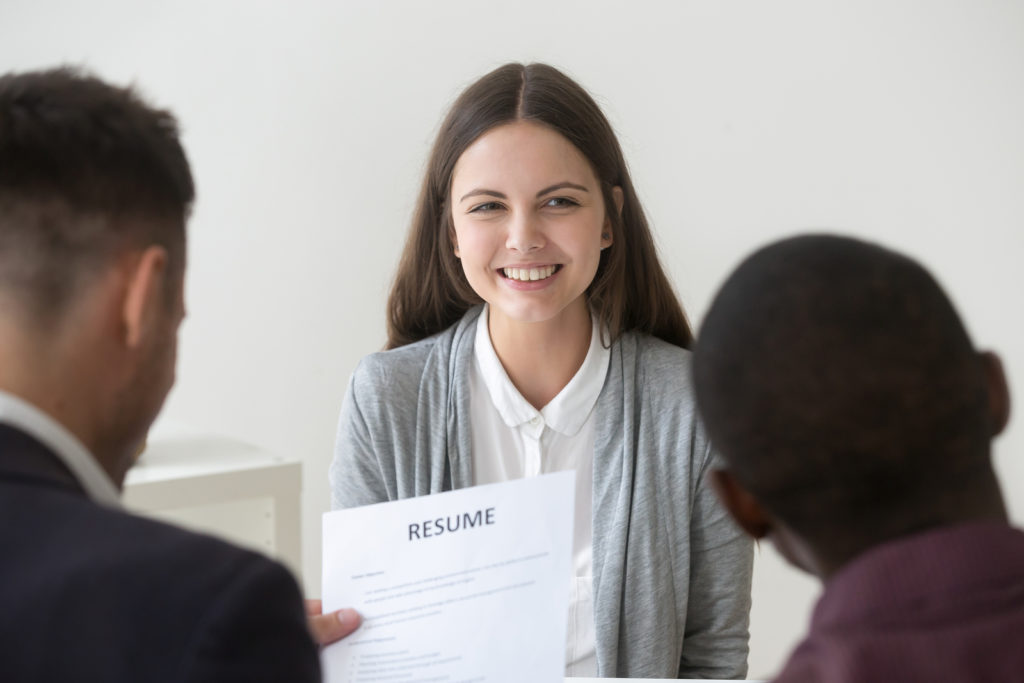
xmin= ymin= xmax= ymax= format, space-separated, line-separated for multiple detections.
xmin=530 ymin=416 xmax=542 ymax=427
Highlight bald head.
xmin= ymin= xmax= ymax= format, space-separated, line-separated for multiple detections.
xmin=694 ymin=235 xmax=1005 ymax=554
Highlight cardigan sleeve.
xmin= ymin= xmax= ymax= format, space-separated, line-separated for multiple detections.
xmin=330 ymin=359 xmax=395 ymax=509
xmin=594 ymin=334 xmax=754 ymax=678
xmin=678 ymin=438 xmax=754 ymax=679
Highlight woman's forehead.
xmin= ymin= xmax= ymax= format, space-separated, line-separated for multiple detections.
xmin=450 ymin=121 xmax=597 ymax=196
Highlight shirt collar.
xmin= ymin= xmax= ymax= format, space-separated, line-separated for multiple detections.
xmin=473 ymin=305 xmax=610 ymax=436
xmin=0 ymin=389 xmax=121 ymax=507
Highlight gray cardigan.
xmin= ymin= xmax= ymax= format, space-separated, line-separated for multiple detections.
xmin=331 ymin=306 xmax=752 ymax=679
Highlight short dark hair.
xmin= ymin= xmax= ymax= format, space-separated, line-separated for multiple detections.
xmin=693 ymin=235 xmax=992 ymax=543
xmin=0 ymin=67 xmax=194 ymax=321
xmin=386 ymin=62 xmax=691 ymax=350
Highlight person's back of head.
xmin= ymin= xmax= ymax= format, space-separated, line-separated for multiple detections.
xmin=0 ymin=67 xmax=332 ymax=683
xmin=693 ymin=234 xmax=1010 ymax=576
xmin=0 ymin=67 xmax=194 ymax=483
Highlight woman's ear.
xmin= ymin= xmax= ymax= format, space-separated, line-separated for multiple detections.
xmin=601 ymin=187 xmax=624 ymax=250
xmin=709 ymin=468 xmax=772 ymax=540
xmin=447 ymin=215 xmax=461 ymax=258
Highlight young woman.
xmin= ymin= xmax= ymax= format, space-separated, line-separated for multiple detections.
xmin=330 ymin=63 xmax=752 ymax=679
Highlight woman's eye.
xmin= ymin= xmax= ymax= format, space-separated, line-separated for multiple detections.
xmin=469 ymin=202 xmax=502 ymax=213
xmin=544 ymin=197 xmax=579 ymax=209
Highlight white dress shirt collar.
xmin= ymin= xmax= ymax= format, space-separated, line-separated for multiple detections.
xmin=0 ymin=389 xmax=121 ymax=507
xmin=473 ymin=305 xmax=610 ymax=437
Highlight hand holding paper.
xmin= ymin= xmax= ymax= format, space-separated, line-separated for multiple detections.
xmin=305 ymin=599 xmax=362 ymax=645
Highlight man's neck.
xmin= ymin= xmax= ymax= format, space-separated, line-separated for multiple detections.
xmin=812 ymin=477 xmax=1009 ymax=580
xmin=0 ymin=386 xmax=124 ymax=504
xmin=0 ymin=331 xmax=117 ymax=484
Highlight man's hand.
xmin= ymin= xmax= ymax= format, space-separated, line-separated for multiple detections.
xmin=305 ymin=599 xmax=362 ymax=645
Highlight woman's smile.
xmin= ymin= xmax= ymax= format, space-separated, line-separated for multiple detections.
xmin=500 ymin=264 xmax=561 ymax=282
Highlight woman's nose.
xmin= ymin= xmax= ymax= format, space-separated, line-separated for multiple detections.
xmin=505 ymin=212 xmax=544 ymax=252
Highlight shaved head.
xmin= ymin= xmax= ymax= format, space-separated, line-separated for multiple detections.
xmin=693 ymin=235 xmax=999 ymax=552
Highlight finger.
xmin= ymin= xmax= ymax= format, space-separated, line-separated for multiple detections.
xmin=304 ymin=598 xmax=323 ymax=616
xmin=309 ymin=608 xmax=362 ymax=646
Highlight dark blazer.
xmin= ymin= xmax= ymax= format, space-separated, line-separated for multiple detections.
xmin=0 ymin=423 xmax=321 ymax=682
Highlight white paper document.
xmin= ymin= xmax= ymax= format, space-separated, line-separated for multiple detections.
xmin=321 ymin=471 xmax=576 ymax=683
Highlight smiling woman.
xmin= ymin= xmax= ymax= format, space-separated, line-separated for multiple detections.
xmin=452 ymin=123 xmax=611 ymax=312
xmin=330 ymin=62 xmax=753 ymax=679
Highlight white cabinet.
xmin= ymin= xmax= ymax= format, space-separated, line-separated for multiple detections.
xmin=123 ymin=426 xmax=303 ymax=579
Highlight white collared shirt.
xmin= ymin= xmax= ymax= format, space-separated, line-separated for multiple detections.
xmin=469 ymin=305 xmax=609 ymax=677
xmin=0 ymin=389 xmax=121 ymax=507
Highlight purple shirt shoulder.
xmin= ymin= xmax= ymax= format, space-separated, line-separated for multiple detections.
xmin=775 ymin=521 xmax=1024 ymax=682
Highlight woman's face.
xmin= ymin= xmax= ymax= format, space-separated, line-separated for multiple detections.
xmin=449 ymin=121 xmax=618 ymax=331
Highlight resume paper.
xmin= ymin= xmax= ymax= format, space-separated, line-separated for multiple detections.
xmin=321 ymin=471 xmax=576 ymax=683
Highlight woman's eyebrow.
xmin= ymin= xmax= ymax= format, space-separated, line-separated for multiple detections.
xmin=459 ymin=182 xmax=589 ymax=203
xmin=459 ymin=188 xmax=506 ymax=202
xmin=536 ymin=182 xmax=588 ymax=197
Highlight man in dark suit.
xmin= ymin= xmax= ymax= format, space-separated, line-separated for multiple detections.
xmin=0 ymin=68 xmax=353 ymax=681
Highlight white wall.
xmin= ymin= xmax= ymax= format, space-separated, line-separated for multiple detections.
xmin=3 ymin=1 xmax=1022 ymax=678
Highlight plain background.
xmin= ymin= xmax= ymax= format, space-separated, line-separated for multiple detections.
xmin=2 ymin=0 xmax=1022 ymax=678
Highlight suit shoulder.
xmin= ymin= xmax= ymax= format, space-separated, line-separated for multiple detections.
xmin=77 ymin=501 xmax=292 ymax=589
xmin=0 ymin=487 xmax=316 ymax=681
xmin=108 ymin=503 xmax=303 ymax=591
xmin=117 ymin=512 xmax=320 ymax=681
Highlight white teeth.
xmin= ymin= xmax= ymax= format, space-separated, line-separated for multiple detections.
xmin=503 ymin=265 xmax=556 ymax=281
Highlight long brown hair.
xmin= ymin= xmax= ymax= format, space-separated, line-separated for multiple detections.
xmin=387 ymin=63 xmax=692 ymax=350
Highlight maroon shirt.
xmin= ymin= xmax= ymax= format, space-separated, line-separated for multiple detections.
xmin=775 ymin=521 xmax=1024 ymax=682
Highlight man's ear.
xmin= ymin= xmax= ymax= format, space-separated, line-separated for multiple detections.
xmin=981 ymin=351 xmax=1011 ymax=437
xmin=709 ymin=468 xmax=773 ymax=540
xmin=122 ymin=246 xmax=169 ymax=349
